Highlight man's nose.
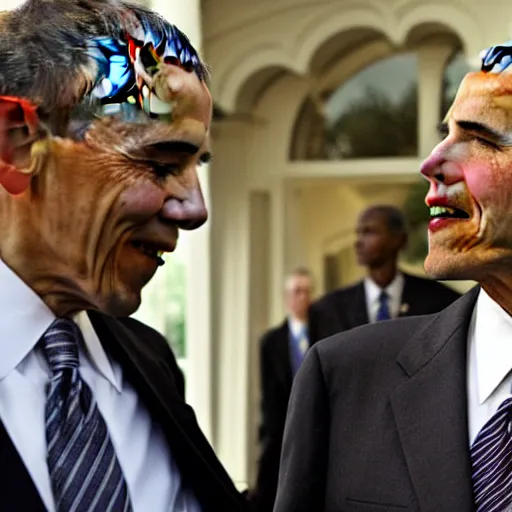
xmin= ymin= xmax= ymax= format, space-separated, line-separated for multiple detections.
xmin=160 ymin=182 xmax=208 ymax=230
xmin=420 ymin=139 xmax=464 ymax=186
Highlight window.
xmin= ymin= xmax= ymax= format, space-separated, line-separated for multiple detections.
xmin=440 ymin=51 xmax=472 ymax=121
xmin=291 ymin=53 xmax=419 ymax=159
xmin=131 ymin=249 xmax=187 ymax=359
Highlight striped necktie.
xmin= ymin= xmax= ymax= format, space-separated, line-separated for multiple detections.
xmin=471 ymin=396 xmax=512 ymax=512
xmin=42 ymin=318 xmax=132 ymax=512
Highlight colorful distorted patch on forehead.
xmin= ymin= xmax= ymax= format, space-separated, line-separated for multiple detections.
xmin=446 ymin=41 xmax=512 ymax=129
xmin=76 ymin=8 xmax=206 ymax=124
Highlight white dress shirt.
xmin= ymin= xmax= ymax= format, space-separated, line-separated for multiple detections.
xmin=467 ymin=288 xmax=512 ymax=445
xmin=0 ymin=259 xmax=201 ymax=511
xmin=364 ymin=272 xmax=405 ymax=323
xmin=288 ymin=317 xmax=309 ymax=356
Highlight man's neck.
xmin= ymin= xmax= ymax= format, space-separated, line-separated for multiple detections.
xmin=481 ymin=277 xmax=512 ymax=317
xmin=289 ymin=313 xmax=307 ymax=324
xmin=367 ymin=263 xmax=398 ymax=289
xmin=0 ymin=249 xmax=97 ymax=317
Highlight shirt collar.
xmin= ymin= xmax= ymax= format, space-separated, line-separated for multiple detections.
xmin=364 ymin=271 xmax=404 ymax=305
xmin=472 ymin=288 xmax=512 ymax=404
xmin=288 ymin=316 xmax=307 ymax=338
xmin=74 ymin=311 xmax=122 ymax=393
xmin=0 ymin=259 xmax=121 ymax=392
xmin=0 ymin=259 xmax=55 ymax=379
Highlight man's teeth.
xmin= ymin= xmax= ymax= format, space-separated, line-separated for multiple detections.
xmin=133 ymin=243 xmax=164 ymax=258
xmin=430 ymin=206 xmax=455 ymax=216
xmin=429 ymin=206 xmax=469 ymax=219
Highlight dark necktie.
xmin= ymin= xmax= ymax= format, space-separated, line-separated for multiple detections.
xmin=290 ymin=326 xmax=308 ymax=376
xmin=376 ymin=291 xmax=391 ymax=321
xmin=471 ymin=396 xmax=512 ymax=511
xmin=42 ymin=318 xmax=132 ymax=512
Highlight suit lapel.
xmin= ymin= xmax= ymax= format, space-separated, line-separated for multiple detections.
xmin=274 ymin=321 xmax=293 ymax=385
xmin=350 ymin=282 xmax=369 ymax=328
xmin=0 ymin=420 xmax=46 ymax=510
xmin=399 ymin=273 xmax=417 ymax=317
xmin=87 ymin=311 xmax=244 ymax=511
xmin=390 ymin=288 xmax=479 ymax=511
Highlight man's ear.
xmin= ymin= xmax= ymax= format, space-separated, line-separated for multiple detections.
xmin=0 ymin=96 xmax=48 ymax=195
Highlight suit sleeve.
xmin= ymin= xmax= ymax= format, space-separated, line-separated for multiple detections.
xmin=259 ymin=333 xmax=285 ymax=439
xmin=274 ymin=345 xmax=329 ymax=512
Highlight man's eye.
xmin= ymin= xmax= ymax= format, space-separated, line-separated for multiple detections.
xmin=475 ymin=137 xmax=501 ymax=150
xmin=150 ymin=162 xmax=180 ymax=177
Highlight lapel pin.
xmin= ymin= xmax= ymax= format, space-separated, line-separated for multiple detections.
xmin=400 ymin=303 xmax=410 ymax=315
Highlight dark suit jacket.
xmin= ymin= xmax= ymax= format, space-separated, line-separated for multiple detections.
xmin=274 ymin=288 xmax=480 ymax=512
xmin=254 ymin=320 xmax=319 ymax=511
xmin=254 ymin=321 xmax=293 ymax=511
xmin=0 ymin=311 xmax=247 ymax=512
xmin=309 ymin=272 xmax=462 ymax=343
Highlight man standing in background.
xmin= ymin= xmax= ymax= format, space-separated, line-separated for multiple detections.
xmin=251 ymin=268 xmax=313 ymax=512
xmin=309 ymin=204 xmax=461 ymax=342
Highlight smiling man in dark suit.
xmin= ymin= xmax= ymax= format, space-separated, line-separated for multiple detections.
xmin=308 ymin=204 xmax=460 ymax=343
xmin=275 ymin=42 xmax=512 ymax=512
xmin=0 ymin=1 xmax=245 ymax=510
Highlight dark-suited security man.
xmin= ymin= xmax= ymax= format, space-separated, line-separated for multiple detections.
xmin=309 ymin=205 xmax=461 ymax=343
xmin=252 ymin=268 xmax=313 ymax=512
xmin=0 ymin=1 xmax=245 ymax=510
xmin=275 ymin=42 xmax=512 ymax=512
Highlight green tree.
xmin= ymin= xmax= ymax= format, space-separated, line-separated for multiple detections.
xmin=324 ymin=83 xmax=418 ymax=158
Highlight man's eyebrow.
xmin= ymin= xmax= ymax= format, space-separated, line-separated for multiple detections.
xmin=455 ymin=120 xmax=512 ymax=145
xmin=148 ymin=141 xmax=200 ymax=155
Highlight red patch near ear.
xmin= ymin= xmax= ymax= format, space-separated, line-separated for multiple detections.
xmin=0 ymin=164 xmax=31 ymax=195
xmin=0 ymin=96 xmax=39 ymax=195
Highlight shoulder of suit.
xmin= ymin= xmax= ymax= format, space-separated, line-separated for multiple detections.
xmin=311 ymin=314 xmax=435 ymax=371
xmin=260 ymin=320 xmax=288 ymax=347
xmin=312 ymin=282 xmax=362 ymax=309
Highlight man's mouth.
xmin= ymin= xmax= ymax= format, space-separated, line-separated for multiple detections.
xmin=130 ymin=241 xmax=167 ymax=266
xmin=429 ymin=205 xmax=470 ymax=220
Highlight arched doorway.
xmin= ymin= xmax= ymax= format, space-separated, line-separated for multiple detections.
xmin=203 ymin=0 xmax=488 ymax=487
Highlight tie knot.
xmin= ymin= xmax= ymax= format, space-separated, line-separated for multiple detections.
xmin=379 ymin=290 xmax=389 ymax=302
xmin=42 ymin=318 xmax=80 ymax=373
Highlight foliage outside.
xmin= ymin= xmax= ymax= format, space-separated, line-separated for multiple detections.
xmin=132 ymin=254 xmax=187 ymax=358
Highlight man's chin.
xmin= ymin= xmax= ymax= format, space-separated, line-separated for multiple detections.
xmin=424 ymin=251 xmax=468 ymax=281
xmin=103 ymin=291 xmax=142 ymax=317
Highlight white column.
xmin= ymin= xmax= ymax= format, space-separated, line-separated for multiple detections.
xmin=269 ymin=180 xmax=286 ymax=325
xmin=209 ymin=119 xmax=253 ymax=489
xmin=284 ymin=183 xmax=306 ymax=276
xmin=417 ymin=44 xmax=456 ymax=157
xmin=151 ymin=0 xmax=202 ymax=49
xmin=150 ymin=0 xmax=213 ymax=441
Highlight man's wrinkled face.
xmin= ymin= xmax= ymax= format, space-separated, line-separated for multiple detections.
xmin=2 ymin=65 xmax=212 ymax=316
xmin=421 ymin=72 xmax=512 ymax=280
